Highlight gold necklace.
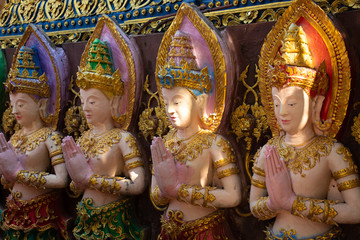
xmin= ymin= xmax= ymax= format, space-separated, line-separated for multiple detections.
xmin=269 ymin=135 xmax=335 ymax=177
xmin=174 ymin=129 xmax=202 ymax=143
xmin=10 ymin=127 xmax=52 ymax=154
xmin=77 ymin=128 xmax=122 ymax=159
xmin=164 ymin=129 xmax=216 ymax=164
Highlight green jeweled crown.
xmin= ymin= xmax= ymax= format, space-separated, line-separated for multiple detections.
xmin=5 ymin=46 xmax=50 ymax=98
xmin=76 ymin=38 xmax=124 ymax=98
xmin=158 ymin=31 xmax=211 ymax=95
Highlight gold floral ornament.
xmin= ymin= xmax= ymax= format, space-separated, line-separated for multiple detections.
xmin=258 ymin=0 xmax=351 ymax=138
xmin=138 ymin=75 xmax=171 ymax=141
xmin=64 ymin=76 xmax=89 ymax=140
xmin=76 ymin=38 xmax=124 ymax=101
xmin=1 ymin=105 xmax=20 ymax=135
xmin=351 ymin=109 xmax=360 ymax=145
xmin=231 ymin=65 xmax=269 ymax=180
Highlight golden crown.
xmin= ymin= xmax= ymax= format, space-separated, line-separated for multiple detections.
xmin=76 ymin=39 xmax=124 ymax=98
xmin=5 ymin=47 xmax=50 ymax=98
xmin=269 ymin=23 xmax=329 ymax=97
xmin=158 ymin=32 xmax=212 ymax=94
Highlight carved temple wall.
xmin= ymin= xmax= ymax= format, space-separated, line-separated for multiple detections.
xmin=0 ymin=0 xmax=360 ymax=239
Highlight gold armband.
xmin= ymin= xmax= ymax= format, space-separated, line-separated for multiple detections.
xmin=291 ymin=196 xmax=338 ymax=226
xmin=251 ymin=178 xmax=266 ymax=189
xmin=252 ymin=166 xmax=265 ymax=177
xmin=177 ymin=184 xmax=191 ymax=202
xmin=337 ymin=178 xmax=360 ymax=192
xmin=16 ymin=170 xmax=49 ymax=189
xmin=123 ymin=152 xmax=141 ymax=162
xmin=214 ymin=158 xmax=236 ymax=169
xmin=51 ymin=157 xmax=65 ymax=166
xmin=126 ymin=160 xmax=144 ymax=170
xmin=123 ymin=135 xmax=141 ymax=162
xmin=252 ymin=197 xmax=276 ymax=220
xmin=49 ymin=149 xmax=63 ymax=158
xmin=333 ymin=167 xmax=357 ymax=180
xmin=217 ymin=167 xmax=239 ymax=179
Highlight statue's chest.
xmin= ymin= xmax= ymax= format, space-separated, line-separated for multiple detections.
xmin=290 ymin=160 xmax=332 ymax=195
xmin=88 ymin=145 xmax=121 ymax=170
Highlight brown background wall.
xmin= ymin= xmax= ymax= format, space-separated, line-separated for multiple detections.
xmin=2 ymin=9 xmax=360 ymax=240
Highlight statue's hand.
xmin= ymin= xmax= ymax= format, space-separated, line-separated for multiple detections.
xmin=265 ymin=146 xmax=296 ymax=212
xmin=62 ymin=136 xmax=93 ymax=188
xmin=0 ymin=133 xmax=23 ymax=182
xmin=151 ymin=137 xmax=180 ymax=199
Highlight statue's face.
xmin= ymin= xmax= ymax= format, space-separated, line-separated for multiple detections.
xmin=162 ymin=87 xmax=199 ymax=130
xmin=272 ymin=86 xmax=313 ymax=135
xmin=10 ymin=92 xmax=41 ymax=127
xmin=80 ymin=88 xmax=112 ymax=125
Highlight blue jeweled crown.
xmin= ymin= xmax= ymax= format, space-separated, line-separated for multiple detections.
xmin=5 ymin=46 xmax=50 ymax=98
xmin=158 ymin=31 xmax=211 ymax=95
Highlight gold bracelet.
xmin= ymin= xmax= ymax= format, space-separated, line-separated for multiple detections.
xmin=217 ymin=167 xmax=239 ymax=179
xmin=251 ymin=178 xmax=266 ymax=189
xmin=252 ymin=166 xmax=265 ymax=177
xmin=15 ymin=170 xmax=48 ymax=189
xmin=109 ymin=177 xmax=122 ymax=194
xmin=252 ymin=197 xmax=276 ymax=220
xmin=203 ymin=186 xmax=216 ymax=208
xmin=123 ymin=152 xmax=141 ymax=162
xmin=70 ymin=181 xmax=83 ymax=197
xmin=337 ymin=178 xmax=360 ymax=191
xmin=49 ymin=149 xmax=63 ymax=158
xmin=100 ymin=177 xmax=110 ymax=192
xmin=323 ymin=200 xmax=338 ymax=226
xmin=291 ymin=196 xmax=308 ymax=218
xmin=88 ymin=174 xmax=100 ymax=189
xmin=191 ymin=185 xmax=203 ymax=206
xmin=152 ymin=185 xmax=170 ymax=206
xmin=51 ymin=157 xmax=65 ymax=166
xmin=126 ymin=160 xmax=144 ymax=170
xmin=214 ymin=158 xmax=235 ymax=169
xmin=177 ymin=184 xmax=190 ymax=202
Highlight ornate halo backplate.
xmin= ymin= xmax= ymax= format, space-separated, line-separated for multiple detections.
xmin=11 ymin=24 xmax=69 ymax=129
xmin=79 ymin=15 xmax=142 ymax=130
xmin=258 ymin=0 xmax=351 ymax=138
xmin=155 ymin=3 xmax=234 ymax=133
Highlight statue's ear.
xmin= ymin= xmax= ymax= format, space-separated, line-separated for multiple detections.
xmin=38 ymin=98 xmax=49 ymax=118
xmin=196 ymin=94 xmax=208 ymax=118
xmin=110 ymin=95 xmax=122 ymax=118
xmin=312 ymin=95 xmax=332 ymax=135
xmin=312 ymin=95 xmax=325 ymax=123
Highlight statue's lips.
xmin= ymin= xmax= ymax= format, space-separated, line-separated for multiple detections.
xmin=281 ymin=120 xmax=290 ymax=124
xmin=85 ymin=114 xmax=92 ymax=119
